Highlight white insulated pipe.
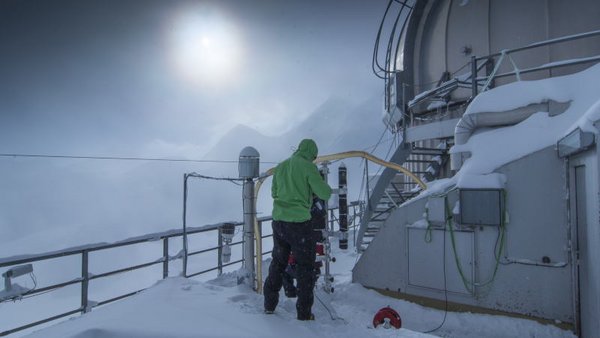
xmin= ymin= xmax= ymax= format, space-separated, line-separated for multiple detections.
xmin=451 ymin=101 xmax=568 ymax=170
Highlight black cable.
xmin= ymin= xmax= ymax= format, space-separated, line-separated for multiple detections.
xmin=0 ymin=153 xmax=278 ymax=165
xmin=314 ymin=291 xmax=346 ymax=323
xmin=29 ymin=272 xmax=37 ymax=291
xmin=369 ymin=127 xmax=391 ymax=155
xmin=392 ymin=3 xmax=411 ymax=72
xmin=383 ymin=6 xmax=403 ymax=75
xmin=383 ymin=1 xmax=408 ymax=76
xmin=424 ymin=220 xmax=448 ymax=333
xmin=20 ymin=288 xmax=57 ymax=300
xmin=315 ymin=291 xmax=336 ymax=320
xmin=494 ymin=222 xmax=511 ymax=266
xmin=372 ymin=0 xmax=394 ymax=79
xmin=371 ymin=132 xmax=397 ymax=180
xmin=185 ymin=172 xmax=245 ymax=185
xmin=373 ymin=1 xmax=412 ymax=78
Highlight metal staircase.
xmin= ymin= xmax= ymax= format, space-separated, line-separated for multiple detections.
xmin=357 ymin=143 xmax=449 ymax=250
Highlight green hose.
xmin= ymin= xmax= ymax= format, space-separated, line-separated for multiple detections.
xmin=446 ymin=191 xmax=507 ymax=293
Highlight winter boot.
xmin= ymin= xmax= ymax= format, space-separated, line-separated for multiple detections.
xmin=297 ymin=313 xmax=315 ymax=321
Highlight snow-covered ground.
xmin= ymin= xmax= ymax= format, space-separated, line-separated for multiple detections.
xmin=22 ymin=239 xmax=576 ymax=338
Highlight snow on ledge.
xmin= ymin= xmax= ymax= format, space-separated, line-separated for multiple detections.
xmin=410 ymin=63 xmax=600 ymax=203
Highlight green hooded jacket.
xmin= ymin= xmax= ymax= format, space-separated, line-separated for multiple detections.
xmin=272 ymin=139 xmax=332 ymax=222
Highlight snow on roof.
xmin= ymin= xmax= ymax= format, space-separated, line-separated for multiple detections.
xmin=464 ymin=64 xmax=599 ymax=116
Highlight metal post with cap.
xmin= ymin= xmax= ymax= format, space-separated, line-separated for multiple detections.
xmin=239 ymin=146 xmax=260 ymax=288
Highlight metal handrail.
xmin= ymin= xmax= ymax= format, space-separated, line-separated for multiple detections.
xmin=403 ymin=29 xmax=600 ymax=113
xmin=0 ymin=203 xmax=361 ymax=337
xmin=477 ymin=29 xmax=600 ymax=61
xmin=470 ymin=29 xmax=600 ymax=97
xmin=476 ymin=55 xmax=600 ymax=81
xmin=0 ymin=221 xmax=248 ymax=337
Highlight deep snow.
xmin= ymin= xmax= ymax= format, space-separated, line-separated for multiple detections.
xmin=22 ymin=242 xmax=575 ymax=338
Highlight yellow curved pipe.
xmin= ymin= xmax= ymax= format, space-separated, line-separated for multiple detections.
xmin=253 ymin=150 xmax=426 ymax=293
xmin=315 ymin=150 xmax=426 ymax=190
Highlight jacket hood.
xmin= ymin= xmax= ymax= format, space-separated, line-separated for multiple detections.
xmin=294 ymin=139 xmax=318 ymax=161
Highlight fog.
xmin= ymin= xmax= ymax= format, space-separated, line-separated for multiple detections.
xmin=0 ymin=0 xmax=390 ymax=256
xmin=0 ymin=2 xmax=400 ymax=334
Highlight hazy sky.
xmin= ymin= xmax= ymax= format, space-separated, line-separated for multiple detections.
xmin=0 ymin=0 xmax=386 ymax=159
xmin=0 ymin=0 xmax=394 ymax=253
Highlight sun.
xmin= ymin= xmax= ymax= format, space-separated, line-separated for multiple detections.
xmin=168 ymin=6 xmax=242 ymax=86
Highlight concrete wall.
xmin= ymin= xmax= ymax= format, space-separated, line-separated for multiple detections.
xmin=353 ymin=146 xmax=575 ymax=323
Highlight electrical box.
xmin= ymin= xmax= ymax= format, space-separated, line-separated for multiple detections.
xmin=459 ymin=189 xmax=503 ymax=226
xmin=427 ymin=196 xmax=446 ymax=225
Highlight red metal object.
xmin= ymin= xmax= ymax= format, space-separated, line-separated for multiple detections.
xmin=288 ymin=253 xmax=296 ymax=265
xmin=316 ymin=243 xmax=324 ymax=255
xmin=372 ymin=306 xmax=402 ymax=329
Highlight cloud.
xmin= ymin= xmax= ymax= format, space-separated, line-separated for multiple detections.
xmin=141 ymin=139 xmax=209 ymax=160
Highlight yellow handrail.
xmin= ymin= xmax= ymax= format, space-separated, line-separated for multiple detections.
xmin=253 ymin=150 xmax=426 ymax=293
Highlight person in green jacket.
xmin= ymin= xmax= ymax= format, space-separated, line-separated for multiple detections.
xmin=264 ymin=139 xmax=332 ymax=320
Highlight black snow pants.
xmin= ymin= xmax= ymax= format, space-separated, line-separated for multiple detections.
xmin=264 ymin=220 xmax=317 ymax=320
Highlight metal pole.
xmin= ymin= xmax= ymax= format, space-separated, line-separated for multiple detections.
xmin=242 ymin=178 xmax=256 ymax=287
xmin=81 ymin=251 xmax=89 ymax=313
xmin=182 ymin=174 xmax=189 ymax=278
xmin=365 ymin=159 xmax=372 ymax=215
xmin=471 ymin=55 xmax=478 ymax=98
xmin=338 ymin=164 xmax=348 ymax=250
xmin=320 ymin=163 xmax=334 ymax=293
xmin=359 ymin=159 xmax=372 ymax=252
xmin=162 ymin=238 xmax=169 ymax=279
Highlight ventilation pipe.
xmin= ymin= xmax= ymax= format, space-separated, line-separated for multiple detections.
xmin=451 ymin=100 xmax=570 ymax=170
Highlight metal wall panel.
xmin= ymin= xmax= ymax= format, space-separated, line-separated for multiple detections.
xmin=548 ymin=0 xmax=600 ymax=77
xmin=414 ymin=0 xmax=451 ymax=95
xmin=354 ymin=147 xmax=574 ymax=322
xmin=408 ymin=0 xmax=600 ymax=105
xmin=408 ymin=228 xmax=473 ymax=295
xmin=445 ymin=0 xmax=489 ymax=101
xmin=489 ymin=0 xmax=550 ymax=84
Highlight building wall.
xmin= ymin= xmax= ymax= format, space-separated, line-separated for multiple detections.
xmin=353 ymin=146 xmax=575 ymax=323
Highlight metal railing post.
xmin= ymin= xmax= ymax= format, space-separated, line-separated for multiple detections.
xmin=217 ymin=228 xmax=223 ymax=276
xmin=257 ymin=219 xmax=263 ymax=257
xmin=81 ymin=251 xmax=89 ymax=313
xmin=162 ymin=238 xmax=169 ymax=279
xmin=182 ymin=173 xmax=189 ymax=278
